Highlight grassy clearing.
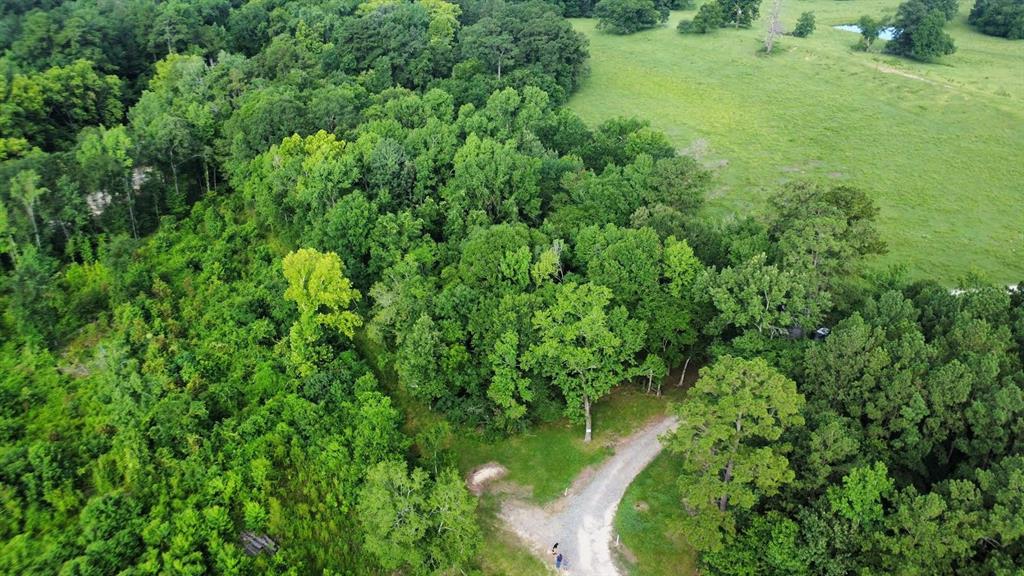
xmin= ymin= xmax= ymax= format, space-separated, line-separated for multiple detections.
xmin=453 ymin=384 xmax=684 ymax=503
xmin=569 ymin=2 xmax=1024 ymax=284
xmin=614 ymin=451 xmax=698 ymax=576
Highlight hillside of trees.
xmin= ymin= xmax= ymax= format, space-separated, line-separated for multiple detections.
xmin=1 ymin=1 xmax=1021 ymax=574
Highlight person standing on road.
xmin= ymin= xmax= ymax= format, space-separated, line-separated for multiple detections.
xmin=555 ymin=552 xmax=563 ymax=570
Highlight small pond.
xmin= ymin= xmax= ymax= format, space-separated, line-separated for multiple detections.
xmin=832 ymin=24 xmax=898 ymax=41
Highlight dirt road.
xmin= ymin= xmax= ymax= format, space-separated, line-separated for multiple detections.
xmin=499 ymin=416 xmax=678 ymax=575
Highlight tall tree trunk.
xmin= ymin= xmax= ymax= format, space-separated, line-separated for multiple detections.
xmin=718 ymin=458 xmax=734 ymax=511
xmin=170 ymin=152 xmax=181 ymax=208
xmin=56 ymin=218 xmax=70 ymax=242
xmin=124 ymin=174 xmax=138 ymax=239
xmin=719 ymin=415 xmax=743 ymax=511
xmin=24 ymin=202 xmax=40 ymax=248
xmin=678 ymin=355 xmax=691 ymax=387
xmin=583 ymin=394 xmax=592 ymax=443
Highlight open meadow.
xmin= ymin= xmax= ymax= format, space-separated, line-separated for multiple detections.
xmin=570 ymin=2 xmax=1024 ymax=283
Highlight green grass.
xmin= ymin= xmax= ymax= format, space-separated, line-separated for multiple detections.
xmin=614 ymin=452 xmax=698 ymax=576
xmin=569 ymin=2 xmax=1024 ymax=284
xmin=453 ymin=384 xmax=682 ymax=503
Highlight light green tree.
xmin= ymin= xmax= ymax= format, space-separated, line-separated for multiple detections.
xmin=282 ymin=248 xmax=362 ymax=376
xmin=357 ymin=461 xmax=480 ymax=574
xmin=767 ymin=183 xmax=885 ymax=299
xmin=0 ymin=197 xmax=15 ymax=259
xmin=8 ymin=170 xmax=47 ymax=249
xmin=358 ymin=460 xmax=429 ymax=571
xmin=827 ymin=461 xmax=895 ymax=526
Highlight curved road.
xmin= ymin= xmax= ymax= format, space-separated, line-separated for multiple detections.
xmin=500 ymin=416 xmax=679 ymax=575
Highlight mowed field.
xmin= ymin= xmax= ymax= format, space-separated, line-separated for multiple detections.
xmin=569 ymin=2 xmax=1024 ymax=283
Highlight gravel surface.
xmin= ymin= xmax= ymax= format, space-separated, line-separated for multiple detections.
xmin=499 ymin=416 xmax=679 ymax=575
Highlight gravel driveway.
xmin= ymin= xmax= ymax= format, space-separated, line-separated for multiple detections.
xmin=499 ymin=415 xmax=679 ymax=575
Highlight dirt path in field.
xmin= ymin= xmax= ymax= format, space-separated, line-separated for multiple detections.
xmin=498 ymin=416 xmax=679 ymax=575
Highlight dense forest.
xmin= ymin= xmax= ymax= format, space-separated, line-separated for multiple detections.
xmin=1 ymin=0 xmax=1021 ymax=574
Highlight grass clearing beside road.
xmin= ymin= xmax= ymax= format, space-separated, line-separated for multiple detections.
xmin=454 ymin=384 xmax=682 ymax=503
xmin=614 ymin=451 xmax=698 ymax=576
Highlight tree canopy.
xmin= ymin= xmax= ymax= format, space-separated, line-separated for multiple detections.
xmin=0 ymin=0 xmax=1019 ymax=573
xmin=969 ymin=0 xmax=1024 ymax=38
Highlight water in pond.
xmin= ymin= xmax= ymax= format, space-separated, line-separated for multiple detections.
xmin=832 ymin=24 xmax=897 ymax=41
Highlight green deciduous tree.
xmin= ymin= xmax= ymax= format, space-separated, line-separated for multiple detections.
xmin=595 ymin=0 xmax=667 ymax=34
xmin=679 ymin=2 xmax=726 ymax=33
xmin=767 ymin=183 xmax=885 ymax=300
xmin=857 ymin=15 xmax=884 ymax=50
xmin=969 ymin=0 xmax=1024 ymax=38
xmin=5 ymin=245 xmax=59 ymax=342
xmin=487 ymin=329 xmax=534 ymax=427
xmin=526 ymin=282 xmax=645 ymax=441
xmin=703 ymin=512 xmax=808 ymax=575
xmin=827 ymin=462 xmax=894 ymax=526
xmin=887 ymin=0 xmax=957 ymax=61
xmin=75 ymin=125 xmax=138 ymax=238
xmin=910 ymin=10 xmax=958 ymax=60
xmin=442 ymin=133 xmax=542 ymax=231
xmin=0 ymin=60 xmax=122 ymax=151
xmin=455 ymin=0 xmax=590 ymax=101
xmin=719 ymin=0 xmax=763 ymax=28
xmin=707 ymin=253 xmax=822 ymax=337
xmin=460 ymin=16 xmax=518 ymax=81
xmin=396 ymin=313 xmax=446 ymax=401
xmin=357 ymin=461 xmax=480 ymax=574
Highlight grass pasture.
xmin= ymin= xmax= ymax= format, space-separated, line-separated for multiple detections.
xmin=570 ymin=3 xmax=1024 ymax=283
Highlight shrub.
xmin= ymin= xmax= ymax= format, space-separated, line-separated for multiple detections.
xmin=792 ymin=11 xmax=816 ymax=36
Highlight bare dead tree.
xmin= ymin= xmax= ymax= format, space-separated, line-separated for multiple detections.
xmin=764 ymin=0 xmax=784 ymax=53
